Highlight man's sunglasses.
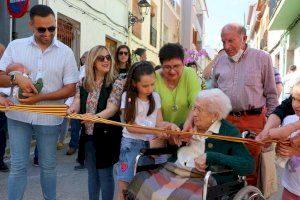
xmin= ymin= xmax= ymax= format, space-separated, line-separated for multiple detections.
xmin=36 ymin=26 xmax=56 ymax=34
xmin=96 ymin=55 xmax=112 ymax=62
xmin=118 ymin=51 xmax=129 ymax=56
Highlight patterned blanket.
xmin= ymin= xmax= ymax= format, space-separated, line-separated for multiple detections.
xmin=124 ymin=163 xmax=216 ymax=200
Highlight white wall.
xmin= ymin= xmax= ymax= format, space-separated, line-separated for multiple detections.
xmin=48 ymin=0 xmax=128 ymax=55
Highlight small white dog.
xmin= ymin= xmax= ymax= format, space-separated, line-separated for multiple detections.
xmin=175 ymin=135 xmax=206 ymax=169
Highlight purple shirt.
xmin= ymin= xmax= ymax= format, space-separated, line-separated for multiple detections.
xmin=212 ymin=47 xmax=278 ymax=115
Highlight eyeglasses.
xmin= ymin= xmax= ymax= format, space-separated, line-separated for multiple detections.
xmin=162 ymin=64 xmax=182 ymax=71
xmin=36 ymin=26 xmax=56 ymax=34
xmin=118 ymin=51 xmax=129 ymax=56
xmin=192 ymin=106 xmax=205 ymax=114
xmin=96 ymin=55 xmax=111 ymax=62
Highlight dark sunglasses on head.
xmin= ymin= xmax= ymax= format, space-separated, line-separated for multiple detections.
xmin=96 ymin=55 xmax=111 ymax=62
xmin=36 ymin=26 xmax=56 ymax=34
xmin=118 ymin=51 xmax=129 ymax=56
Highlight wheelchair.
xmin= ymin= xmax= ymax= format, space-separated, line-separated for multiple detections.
xmin=129 ymin=131 xmax=265 ymax=200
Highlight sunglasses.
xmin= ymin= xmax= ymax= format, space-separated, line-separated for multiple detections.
xmin=36 ymin=26 xmax=56 ymax=34
xmin=96 ymin=55 xmax=111 ymax=62
xmin=118 ymin=51 xmax=129 ymax=56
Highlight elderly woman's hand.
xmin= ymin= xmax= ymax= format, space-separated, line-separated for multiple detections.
xmin=194 ymin=153 xmax=207 ymax=172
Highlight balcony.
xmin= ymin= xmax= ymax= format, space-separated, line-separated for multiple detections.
xmin=150 ymin=26 xmax=157 ymax=47
xmin=269 ymin=0 xmax=300 ymax=30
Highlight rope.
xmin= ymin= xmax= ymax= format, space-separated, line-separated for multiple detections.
xmin=0 ymin=104 xmax=298 ymax=149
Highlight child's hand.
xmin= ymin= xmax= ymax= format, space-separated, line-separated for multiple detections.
xmin=194 ymin=153 xmax=207 ymax=172
xmin=276 ymin=143 xmax=300 ymax=157
xmin=291 ymin=134 xmax=300 ymax=148
xmin=268 ymin=125 xmax=293 ymax=140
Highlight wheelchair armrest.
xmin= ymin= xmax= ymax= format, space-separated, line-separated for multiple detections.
xmin=208 ymin=165 xmax=233 ymax=175
xmin=139 ymin=146 xmax=177 ymax=156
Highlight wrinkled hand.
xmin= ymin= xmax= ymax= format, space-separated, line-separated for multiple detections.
xmin=81 ymin=113 xmax=97 ymax=124
xmin=194 ymin=153 xmax=207 ymax=172
xmin=0 ymin=96 xmax=14 ymax=107
xmin=16 ymin=74 xmax=38 ymax=94
xmin=18 ymin=94 xmax=41 ymax=105
xmin=276 ymin=143 xmax=300 ymax=158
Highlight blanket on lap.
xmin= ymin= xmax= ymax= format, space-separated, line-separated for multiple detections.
xmin=124 ymin=163 xmax=215 ymax=200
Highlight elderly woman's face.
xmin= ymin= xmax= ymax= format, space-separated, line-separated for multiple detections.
xmin=161 ymin=58 xmax=184 ymax=83
xmin=192 ymin=99 xmax=217 ymax=131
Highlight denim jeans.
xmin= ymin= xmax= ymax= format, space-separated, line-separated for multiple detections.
xmin=7 ymin=118 xmax=60 ymax=200
xmin=0 ymin=112 xmax=7 ymax=165
xmin=69 ymin=119 xmax=80 ymax=149
xmin=85 ymin=138 xmax=114 ymax=200
xmin=57 ymin=118 xmax=69 ymax=143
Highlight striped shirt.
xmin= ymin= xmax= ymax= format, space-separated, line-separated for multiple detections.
xmin=212 ymin=47 xmax=278 ymax=115
xmin=0 ymin=36 xmax=79 ymax=125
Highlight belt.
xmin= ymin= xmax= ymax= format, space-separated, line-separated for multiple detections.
xmin=229 ymin=107 xmax=263 ymax=117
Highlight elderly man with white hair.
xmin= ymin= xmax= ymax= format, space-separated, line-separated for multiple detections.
xmin=124 ymin=89 xmax=255 ymax=200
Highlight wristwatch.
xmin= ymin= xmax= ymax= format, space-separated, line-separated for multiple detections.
xmin=9 ymin=74 xmax=18 ymax=86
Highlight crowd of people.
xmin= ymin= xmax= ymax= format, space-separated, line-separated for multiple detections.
xmin=0 ymin=4 xmax=299 ymax=200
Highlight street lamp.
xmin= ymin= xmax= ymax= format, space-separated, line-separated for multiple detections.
xmin=128 ymin=0 xmax=151 ymax=27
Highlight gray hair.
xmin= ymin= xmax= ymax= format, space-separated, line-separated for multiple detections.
xmin=196 ymin=89 xmax=232 ymax=119
xmin=221 ymin=23 xmax=247 ymax=37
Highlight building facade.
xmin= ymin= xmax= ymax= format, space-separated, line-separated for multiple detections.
xmin=180 ymin=0 xmax=208 ymax=51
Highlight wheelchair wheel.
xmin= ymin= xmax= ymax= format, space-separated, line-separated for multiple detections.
xmin=233 ymin=186 xmax=265 ymax=200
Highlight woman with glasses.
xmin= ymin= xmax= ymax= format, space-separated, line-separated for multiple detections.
xmin=115 ymin=45 xmax=132 ymax=77
xmin=155 ymin=43 xmax=201 ymax=144
xmin=124 ymin=89 xmax=255 ymax=199
xmin=68 ymin=45 xmax=122 ymax=200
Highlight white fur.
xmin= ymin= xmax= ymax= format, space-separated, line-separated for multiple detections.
xmin=175 ymin=135 xmax=205 ymax=169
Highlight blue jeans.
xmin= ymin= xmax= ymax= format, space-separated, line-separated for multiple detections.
xmin=69 ymin=119 xmax=80 ymax=149
xmin=85 ymin=138 xmax=114 ymax=200
xmin=0 ymin=112 xmax=7 ymax=165
xmin=57 ymin=118 xmax=69 ymax=143
xmin=7 ymin=118 xmax=60 ymax=200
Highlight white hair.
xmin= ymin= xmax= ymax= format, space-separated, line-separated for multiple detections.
xmin=196 ymin=89 xmax=232 ymax=119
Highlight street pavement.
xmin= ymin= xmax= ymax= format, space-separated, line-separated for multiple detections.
xmin=0 ymin=143 xmax=284 ymax=200
xmin=0 ymin=144 xmax=89 ymax=200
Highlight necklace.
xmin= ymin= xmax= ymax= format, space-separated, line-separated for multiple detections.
xmin=171 ymin=87 xmax=178 ymax=111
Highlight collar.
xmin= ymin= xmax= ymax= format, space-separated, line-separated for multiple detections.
xmin=28 ymin=35 xmax=60 ymax=48
xmin=206 ymin=120 xmax=222 ymax=134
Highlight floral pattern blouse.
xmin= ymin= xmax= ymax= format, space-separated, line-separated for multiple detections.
xmin=75 ymin=76 xmax=126 ymax=135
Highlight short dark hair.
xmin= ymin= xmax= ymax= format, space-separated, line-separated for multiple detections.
xmin=30 ymin=5 xmax=55 ymax=20
xmin=289 ymin=65 xmax=297 ymax=72
xmin=159 ymin=43 xmax=184 ymax=64
xmin=134 ymin=48 xmax=146 ymax=56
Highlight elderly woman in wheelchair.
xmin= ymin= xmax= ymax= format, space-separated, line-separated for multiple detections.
xmin=124 ymin=89 xmax=263 ymax=200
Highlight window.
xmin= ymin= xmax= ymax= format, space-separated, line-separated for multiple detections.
xmin=57 ymin=13 xmax=80 ymax=66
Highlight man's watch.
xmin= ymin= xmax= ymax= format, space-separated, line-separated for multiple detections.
xmin=9 ymin=74 xmax=18 ymax=86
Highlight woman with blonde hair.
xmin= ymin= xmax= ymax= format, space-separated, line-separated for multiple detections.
xmin=68 ymin=45 xmax=122 ymax=200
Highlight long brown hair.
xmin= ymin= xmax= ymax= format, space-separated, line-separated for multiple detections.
xmin=83 ymin=45 xmax=115 ymax=92
xmin=124 ymin=61 xmax=155 ymax=123
xmin=114 ymin=45 xmax=131 ymax=75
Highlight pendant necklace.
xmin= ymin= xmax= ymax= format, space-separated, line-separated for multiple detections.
xmin=171 ymin=87 xmax=178 ymax=111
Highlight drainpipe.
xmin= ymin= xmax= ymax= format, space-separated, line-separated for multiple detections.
xmin=160 ymin=0 xmax=164 ymax=47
